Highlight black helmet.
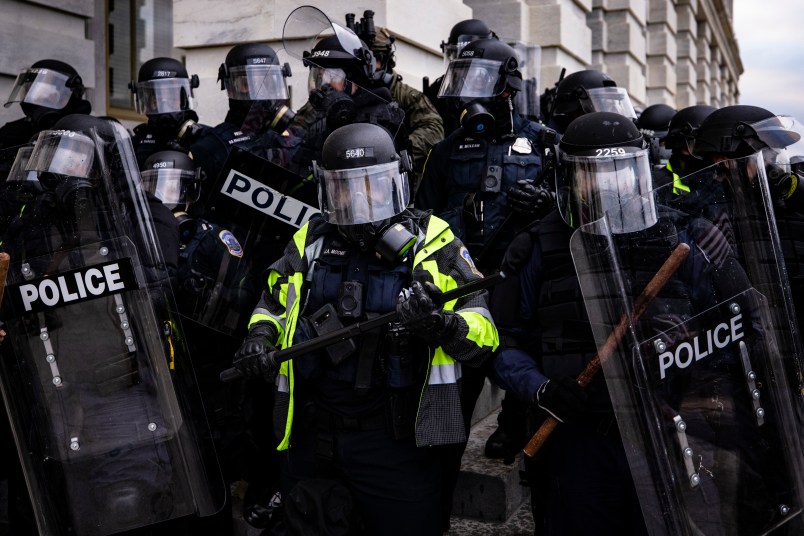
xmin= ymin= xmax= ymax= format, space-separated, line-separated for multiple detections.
xmin=663 ymin=104 xmax=717 ymax=152
xmin=129 ymin=57 xmax=199 ymax=116
xmin=636 ymin=103 xmax=676 ymax=138
xmin=438 ymin=38 xmax=523 ymax=98
xmin=141 ymin=150 xmax=203 ymax=209
xmin=692 ymin=105 xmax=801 ymax=158
xmin=441 ymin=19 xmax=496 ymax=63
xmin=557 ymin=112 xmax=656 ymax=233
xmin=24 ymin=114 xmax=115 ymax=199
xmin=218 ymin=42 xmax=291 ymax=101
xmin=314 ymin=122 xmax=411 ymax=223
xmin=550 ymin=69 xmax=636 ymax=133
xmin=636 ymin=103 xmax=676 ymax=167
xmin=304 ymin=31 xmax=375 ymax=88
xmin=5 ymin=59 xmax=85 ymax=112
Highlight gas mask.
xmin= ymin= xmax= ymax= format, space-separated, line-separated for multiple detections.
xmin=459 ymin=96 xmax=514 ymax=139
xmin=339 ymin=217 xmax=417 ymax=262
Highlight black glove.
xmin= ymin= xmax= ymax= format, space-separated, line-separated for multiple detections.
xmin=233 ymin=322 xmax=279 ymax=381
xmin=507 ymin=180 xmax=555 ymax=217
xmin=535 ymin=376 xmax=588 ymax=423
xmin=396 ymin=281 xmax=458 ymax=344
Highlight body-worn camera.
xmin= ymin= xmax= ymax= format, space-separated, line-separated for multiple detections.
xmin=337 ymin=281 xmax=364 ymax=319
xmin=482 ymin=165 xmax=503 ymax=193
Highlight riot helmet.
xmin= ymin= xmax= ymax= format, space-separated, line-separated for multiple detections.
xmin=437 ymin=38 xmax=523 ymax=137
xmin=141 ymin=150 xmax=203 ymax=210
xmin=549 ymin=69 xmax=636 ymax=134
xmin=440 ymin=19 xmax=497 ymax=68
xmin=664 ymin=105 xmax=717 ymax=153
xmin=557 ymin=111 xmax=656 ymax=234
xmin=304 ymin=32 xmax=376 ymax=92
xmin=24 ymin=114 xmax=113 ymax=212
xmin=636 ymin=103 xmax=676 ymax=168
xmin=313 ymin=123 xmax=414 ymax=258
xmin=129 ymin=57 xmax=200 ymax=137
xmin=6 ymin=145 xmax=38 ymax=185
xmin=218 ymin=42 xmax=294 ymax=131
xmin=4 ymin=59 xmax=88 ymax=129
xmin=693 ymin=105 xmax=801 ymax=159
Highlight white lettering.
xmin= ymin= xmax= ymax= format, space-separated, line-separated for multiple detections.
xmin=657 ymin=313 xmax=745 ymax=380
xmin=85 ymin=268 xmax=105 ymax=295
xmin=220 ymin=171 xmax=320 ymax=228
xmin=20 ymin=284 xmax=38 ymax=312
xmin=39 ymin=279 xmax=59 ymax=307
xmin=57 ymin=276 xmax=79 ymax=302
xmin=103 ymin=263 xmax=125 ymax=292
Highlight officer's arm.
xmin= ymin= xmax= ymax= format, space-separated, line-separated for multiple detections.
xmin=415 ymin=141 xmax=449 ymax=210
xmin=399 ymin=84 xmax=444 ymax=172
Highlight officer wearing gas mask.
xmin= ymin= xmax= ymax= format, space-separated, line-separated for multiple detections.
xmin=189 ymin=42 xmax=295 ymax=191
xmin=231 ymin=122 xmax=497 ymax=536
xmin=129 ymin=57 xmax=209 ymax=169
xmin=288 ymin=29 xmax=408 ymax=177
xmin=423 ymin=19 xmax=498 ymax=136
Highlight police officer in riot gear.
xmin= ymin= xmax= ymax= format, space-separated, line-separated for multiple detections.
xmin=129 ymin=57 xmax=208 ymax=168
xmin=231 ymin=122 xmax=497 ymax=536
xmin=492 ymin=110 xmax=772 ymax=535
xmin=415 ymin=36 xmax=554 ymax=529
xmin=0 ymin=59 xmax=91 ymax=180
xmin=423 ymin=19 xmax=497 ymax=136
xmin=0 ymin=114 xmax=225 ymax=535
xmin=189 ymin=42 xmax=295 ymax=194
xmin=345 ymin=11 xmax=444 ymax=198
xmin=543 ymin=69 xmax=637 ymax=134
xmin=285 ymin=12 xmax=408 ymax=177
xmin=635 ymin=103 xmax=676 ymax=170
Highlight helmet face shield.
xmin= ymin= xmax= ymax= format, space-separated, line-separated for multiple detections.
xmin=438 ymin=58 xmax=507 ymax=99
xmin=26 ymin=130 xmax=97 ymax=180
xmin=223 ymin=65 xmax=289 ymax=101
xmin=584 ymin=87 xmax=637 ymax=120
xmin=307 ymin=66 xmax=348 ymax=93
xmin=752 ymin=115 xmax=804 ymax=155
xmin=6 ymin=146 xmax=39 ymax=184
xmin=133 ymin=78 xmax=195 ymax=115
xmin=557 ymin=148 xmax=657 ymax=234
xmin=141 ymin=167 xmax=201 ymax=208
xmin=4 ymin=68 xmax=74 ymax=110
xmin=316 ymin=161 xmax=409 ymax=225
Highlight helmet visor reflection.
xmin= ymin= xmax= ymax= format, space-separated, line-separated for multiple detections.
xmin=26 ymin=130 xmax=96 ymax=179
xmin=318 ymin=161 xmax=409 ymax=225
xmin=308 ymin=66 xmax=348 ymax=93
xmin=557 ymin=148 xmax=656 ymax=234
xmin=134 ymin=79 xmax=195 ymax=115
xmin=223 ymin=65 xmax=289 ymax=101
xmin=585 ymin=87 xmax=637 ymax=120
xmin=141 ymin=168 xmax=200 ymax=206
xmin=4 ymin=69 xmax=73 ymax=109
xmin=438 ymin=58 xmax=506 ymax=99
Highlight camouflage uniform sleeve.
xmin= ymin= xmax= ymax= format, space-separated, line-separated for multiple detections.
xmin=392 ymin=76 xmax=444 ymax=174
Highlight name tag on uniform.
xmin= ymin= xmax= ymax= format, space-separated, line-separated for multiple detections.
xmin=511 ymin=137 xmax=532 ymax=154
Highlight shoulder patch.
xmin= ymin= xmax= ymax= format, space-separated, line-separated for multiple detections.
xmin=460 ymin=246 xmax=483 ymax=276
xmin=218 ymin=230 xmax=243 ymax=258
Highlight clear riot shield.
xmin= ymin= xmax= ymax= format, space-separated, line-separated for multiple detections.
xmin=0 ymin=119 xmax=225 ymax=535
xmin=569 ymin=153 xmax=804 ymax=535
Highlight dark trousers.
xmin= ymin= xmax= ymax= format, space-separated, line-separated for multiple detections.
xmin=282 ymin=422 xmax=442 ymax=536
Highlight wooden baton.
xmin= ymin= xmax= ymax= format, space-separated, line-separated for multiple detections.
xmin=523 ymin=242 xmax=691 ymax=457
xmin=0 ymin=252 xmax=10 ymax=307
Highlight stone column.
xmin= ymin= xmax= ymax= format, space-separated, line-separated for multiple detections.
xmin=695 ymin=19 xmax=712 ymax=105
xmin=646 ymin=0 xmax=677 ymax=105
xmin=587 ymin=0 xmax=648 ymax=108
xmin=674 ymin=0 xmax=697 ymax=108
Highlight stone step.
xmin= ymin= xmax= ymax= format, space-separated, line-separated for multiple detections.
xmin=449 ymin=406 xmax=532 ymax=529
